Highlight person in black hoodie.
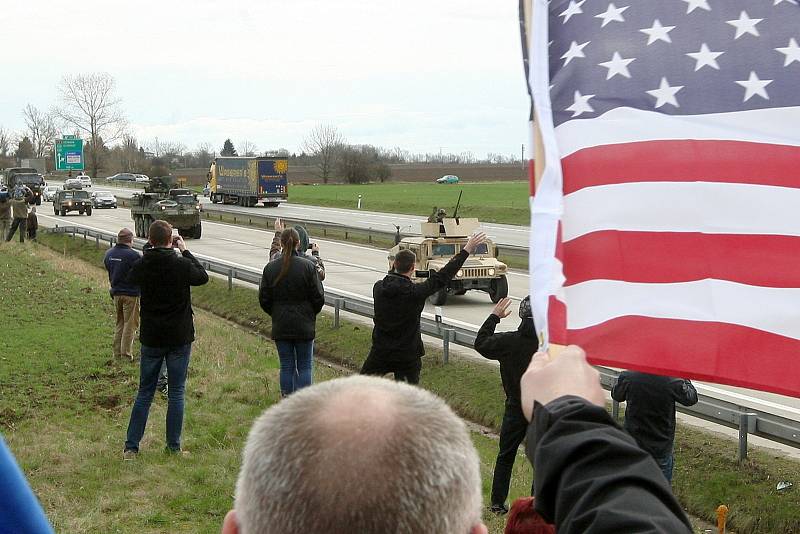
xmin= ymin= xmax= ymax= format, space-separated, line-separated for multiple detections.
xmin=361 ymin=232 xmax=487 ymax=384
xmin=259 ymin=227 xmax=325 ymax=397
xmin=475 ymin=296 xmax=538 ymax=515
xmin=123 ymin=220 xmax=208 ymax=458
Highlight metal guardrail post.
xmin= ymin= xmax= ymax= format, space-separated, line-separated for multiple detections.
xmin=442 ymin=328 xmax=454 ymax=364
xmin=611 ymin=400 xmax=620 ymax=420
xmin=738 ymin=412 xmax=758 ymax=462
xmin=227 ymin=269 xmax=233 ymax=290
xmin=333 ymin=298 xmax=344 ymax=328
xmin=95 ymin=235 xmax=99 ymax=248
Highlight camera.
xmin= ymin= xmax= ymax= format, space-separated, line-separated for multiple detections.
xmin=414 ymin=270 xmax=430 ymax=278
xmin=307 ymin=243 xmax=314 ymax=250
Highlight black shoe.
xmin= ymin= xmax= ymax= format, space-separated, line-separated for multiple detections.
xmin=490 ymin=503 xmax=509 ymax=515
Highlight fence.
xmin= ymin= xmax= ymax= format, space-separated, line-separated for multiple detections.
xmin=48 ymin=224 xmax=800 ymax=459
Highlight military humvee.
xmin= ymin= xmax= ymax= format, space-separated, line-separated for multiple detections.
xmin=388 ymin=201 xmax=508 ymax=306
xmin=53 ymin=188 xmax=92 ymax=216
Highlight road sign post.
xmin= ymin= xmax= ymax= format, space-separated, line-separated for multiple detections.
xmin=55 ymin=137 xmax=85 ymax=171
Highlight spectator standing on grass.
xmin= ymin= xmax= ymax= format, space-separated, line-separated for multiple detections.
xmin=26 ymin=206 xmax=38 ymax=241
xmin=269 ymin=218 xmax=326 ymax=281
xmin=221 ymin=375 xmax=488 ymax=534
xmin=5 ymin=187 xmax=29 ymax=243
xmin=521 ymin=346 xmax=692 ymax=532
xmin=0 ymin=188 xmax=11 ymax=241
xmin=611 ymin=371 xmax=698 ymax=483
xmin=361 ymin=231 xmax=487 ymax=384
xmin=474 ymin=296 xmax=538 ymax=515
xmin=123 ymin=220 xmax=208 ymax=458
xmin=259 ymin=227 xmax=325 ymax=397
xmin=103 ymin=228 xmax=141 ymax=359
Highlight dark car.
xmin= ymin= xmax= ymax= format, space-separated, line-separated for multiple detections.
xmin=53 ymin=189 xmax=92 ymax=216
xmin=91 ymin=190 xmax=117 ymax=208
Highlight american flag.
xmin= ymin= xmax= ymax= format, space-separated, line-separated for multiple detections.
xmin=521 ymin=0 xmax=800 ymax=396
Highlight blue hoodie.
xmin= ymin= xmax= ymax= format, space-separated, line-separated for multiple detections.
xmin=104 ymin=244 xmax=141 ymax=296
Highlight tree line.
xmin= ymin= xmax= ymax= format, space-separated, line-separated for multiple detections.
xmin=1 ymin=72 xmax=522 ymax=183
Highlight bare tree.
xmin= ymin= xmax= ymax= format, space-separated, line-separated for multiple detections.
xmin=54 ymin=73 xmax=127 ymax=177
xmin=302 ymin=124 xmax=345 ymax=183
xmin=22 ymin=104 xmax=60 ymax=159
xmin=0 ymin=127 xmax=11 ymax=158
xmin=238 ymin=139 xmax=257 ymax=157
xmin=194 ymin=142 xmax=213 ymax=168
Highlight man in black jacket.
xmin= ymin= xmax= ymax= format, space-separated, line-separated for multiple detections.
xmin=361 ymin=232 xmax=487 ymax=384
xmin=123 ymin=220 xmax=209 ymax=458
xmin=520 ymin=346 xmax=692 ymax=533
xmin=474 ymin=296 xmax=538 ymax=515
xmin=611 ymin=371 xmax=698 ymax=482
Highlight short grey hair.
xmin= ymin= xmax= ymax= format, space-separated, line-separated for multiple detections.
xmin=234 ymin=375 xmax=483 ymax=534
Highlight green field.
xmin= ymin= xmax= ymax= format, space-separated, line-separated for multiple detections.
xmin=288 ymin=181 xmax=531 ymax=226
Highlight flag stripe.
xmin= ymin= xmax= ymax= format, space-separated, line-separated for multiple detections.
xmin=563 ymin=231 xmax=800 ymax=288
xmin=574 ymin=316 xmax=800 ymax=398
xmin=561 ymin=139 xmax=800 ymax=195
xmin=563 ymin=181 xmax=800 ymax=242
xmin=554 ymin=106 xmax=800 ymax=159
xmin=563 ymin=279 xmax=800 ymax=340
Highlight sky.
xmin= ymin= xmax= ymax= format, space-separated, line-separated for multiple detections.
xmin=1 ymin=1 xmax=529 ymax=158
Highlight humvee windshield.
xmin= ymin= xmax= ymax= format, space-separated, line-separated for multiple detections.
xmin=175 ymin=195 xmax=195 ymax=204
xmin=431 ymin=243 xmax=456 ymax=256
xmin=64 ymin=191 xmax=90 ymax=200
xmin=472 ymin=244 xmax=489 ymax=255
xmin=15 ymin=173 xmax=43 ymax=184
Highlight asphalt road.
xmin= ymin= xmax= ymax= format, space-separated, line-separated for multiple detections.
xmin=35 ymin=200 xmax=800 ymax=435
xmin=51 ymin=181 xmax=531 ymax=247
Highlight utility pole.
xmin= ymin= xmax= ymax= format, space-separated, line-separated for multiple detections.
xmin=521 ymin=144 xmax=525 ymax=169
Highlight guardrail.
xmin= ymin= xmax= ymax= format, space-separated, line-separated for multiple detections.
xmin=47 ymin=224 xmax=800 ymax=459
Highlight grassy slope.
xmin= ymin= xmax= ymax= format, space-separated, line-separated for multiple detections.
xmin=0 ymin=242 xmax=530 ymax=534
xmin=17 ymin=234 xmax=800 ymax=533
xmin=288 ymin=181 xmax=530 ymax=226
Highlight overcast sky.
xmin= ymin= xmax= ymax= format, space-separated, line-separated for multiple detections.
xmin=1 ymin=1 xmax=529 ymax=157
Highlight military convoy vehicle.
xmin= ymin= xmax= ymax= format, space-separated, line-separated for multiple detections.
xmin=388 ymin=194 xmax=509 ymax=306
xmin=53 ymin=189 xmax=92 ymax=216
xmin=130 ymin=176 xmax=202 ymax=239
xmin=2 ymin=168 xmax=45 ymax=205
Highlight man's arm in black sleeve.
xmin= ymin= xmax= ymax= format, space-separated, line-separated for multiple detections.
xmin=474 ymin=314 xmax=512 ymax=361
xmin=181 ymin=250 xmax=209 ymax=286
xmin=527 ymin=396 xmax=692 ymax=534
xmin=610 ymin=371 xmax=629 ymax=402
xmin=411 ymin=250 xmax=468 ymax=300
xmin=126 ymin=258 xmax=143 ymax=286
xmin=672 ymin=379 xmax=698 ymax=406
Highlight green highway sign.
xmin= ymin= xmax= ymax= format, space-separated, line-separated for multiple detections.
xmin=55 ymin=138 xmax=84 ymax=171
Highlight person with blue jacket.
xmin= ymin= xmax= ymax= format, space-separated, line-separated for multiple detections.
xmin=0 ymin=435 xmax=54 ymax=534
xmin=103 ymin=228 xmax=142 ymax=360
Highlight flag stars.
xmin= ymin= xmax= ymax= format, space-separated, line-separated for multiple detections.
xmin=566 ymin=91 xmax=596 ymax=117
xmin=726 ymin=11 xmax=762 ymax=39
xmin=595 ymin=3 xmax=629 ymax=27
xmin=646 ymin=77 xmax=684 ymax=108
xmin=776 ymin=38 xmax=800 ymax=66
xmin=735 ymin=71 xmax=772 ymax=101
xmin=640 ymin=19 xmax=675 ymax=45
xmin=682 ymin=0 xmax=711 ymax=13
xmin=561 ymin=41 xmax=590 ymax=66
xmin=686 ymin=43 xmax=724 ymax=71
xmin=599 ymin=52 xmax=635 ymax=80
xmin=560 ymin=0 xmax=586 ymax=23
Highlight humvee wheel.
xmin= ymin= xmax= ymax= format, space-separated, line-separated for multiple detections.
xmin=60 ymin=208 xmax=66 ymax=216
xmin=193 ymin=224 xmax=202 ymax=239
xmin=54 ymin=206 xmax=58 ymax=215
xmin=79 ymin=209 xmax=84 ymax=215
xmin=86 ymin=208 xmax=92 ymax=216
xmin=489 ymin=275 xmax=509 ymax=303
xmin=428 ymin=288 xmax=448 ymax=306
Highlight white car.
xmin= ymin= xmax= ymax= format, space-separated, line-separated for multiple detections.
xmin=77 ymin=174 xmax=92 ymax=188
xmin=42 ymin=185 xmax=62 ymax=202
xmin=64 ymin=178 xmax=83 ymax=190
xmin=134 ymin=174 xmax=150 ymax=183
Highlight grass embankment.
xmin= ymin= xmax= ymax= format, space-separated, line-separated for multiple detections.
xmin=289 ymin=181 xmax=530 ymax=226
xmin=1 ymin=240 xmax=530 ymax=534
xmin=16 ymin=233 xmax=800 ymax=533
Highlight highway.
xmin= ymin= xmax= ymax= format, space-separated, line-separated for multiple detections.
xmin=35 ymin=190 xmax=800 ymax=457
xmin=52 ymin=180 xmax=531 ymax=247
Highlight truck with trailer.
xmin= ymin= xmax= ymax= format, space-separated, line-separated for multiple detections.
xmin=207 ymin=156 xmax=288 ymax=207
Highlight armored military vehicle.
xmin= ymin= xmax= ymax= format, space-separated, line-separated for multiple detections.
xmin=388 ymin=194 xmax=509 ymax=306
xmin=130 ymin=176 xmax=202 ymax=239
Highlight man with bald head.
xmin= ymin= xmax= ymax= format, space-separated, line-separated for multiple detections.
xmin=104 ymin=228 xmax=141 ymax=360
xmin=222 ymin=375 xmax=488 ymax=534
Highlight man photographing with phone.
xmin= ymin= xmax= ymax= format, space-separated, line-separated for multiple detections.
xmin=122 ymin=220 xmax=208 ymax=458
xmin=361 ymin=231 xmax=487 ymax=384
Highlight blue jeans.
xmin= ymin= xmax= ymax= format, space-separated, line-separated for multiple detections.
xmin=655 ymin=449 xmax=675 ymax=483
xmin=125 ymin=343 xmax=192 ymax=452
xmin=274 ymin=340 xmax=314 ymax=395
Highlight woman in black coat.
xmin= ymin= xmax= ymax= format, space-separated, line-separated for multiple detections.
xmin=259 ymin=228 xmax=325 ymax=396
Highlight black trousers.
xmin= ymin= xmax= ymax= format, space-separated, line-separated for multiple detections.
xmin=360 ymin=351 xmax=422 ymax=384
xmin=491 ymin=401 xmax=534 ymax=506
xmin=6 ymin=218 xmax=26 ymax=242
